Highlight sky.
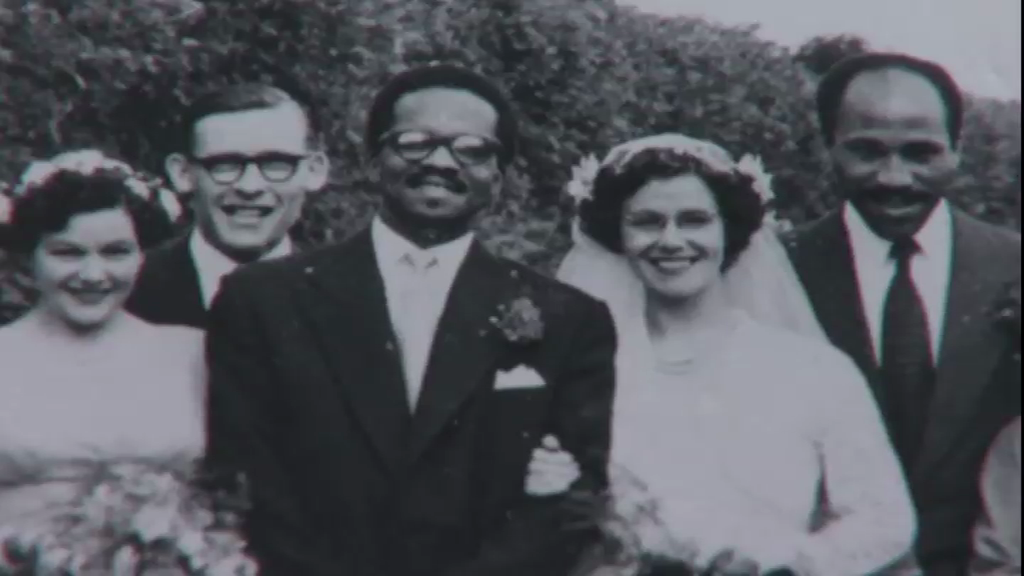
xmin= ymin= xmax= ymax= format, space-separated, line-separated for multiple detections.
xmin=619 ymin=0 xmax=1022 ymax=100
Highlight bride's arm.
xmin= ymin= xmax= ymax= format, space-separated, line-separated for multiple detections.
xmin=783 ymin=351 xmax=918 ymax=576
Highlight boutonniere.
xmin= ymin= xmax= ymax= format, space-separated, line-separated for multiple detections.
xmin=490 ymin=294 xmax=545 ymax=346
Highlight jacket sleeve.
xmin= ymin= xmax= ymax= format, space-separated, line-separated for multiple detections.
xmin=443 ymin=297 xmax=618 ymax=576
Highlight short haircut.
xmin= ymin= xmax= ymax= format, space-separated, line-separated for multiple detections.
xmin=816 ymin=52 xmax=965 ymax=146
xmin=6 ymin=170 xmax=175 ymax=254
xmin=579 ymin=148 xmax=765 ymax=271
xmin=178 ymin=82 xmax=322 ymax=153
xmin=364 ymin=64 xmax=518 ymax=167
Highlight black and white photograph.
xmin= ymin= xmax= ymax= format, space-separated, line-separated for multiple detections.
xmin=0 ymin=0 xmax=1019 ymax=574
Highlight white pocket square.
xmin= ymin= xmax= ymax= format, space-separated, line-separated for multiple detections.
xmin=494 ymin=365 xmax=546 ymax=390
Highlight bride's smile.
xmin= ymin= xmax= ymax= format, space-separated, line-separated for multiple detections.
xmin=621 ymin=173 xmax=725 ymax=301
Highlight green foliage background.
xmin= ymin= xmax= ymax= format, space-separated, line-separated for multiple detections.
xmin=1 ymin=0 xmax=1020 ymax=322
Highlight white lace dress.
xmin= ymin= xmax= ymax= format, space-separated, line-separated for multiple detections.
xmin=0 ymin=313 xmax=206 ymax=524
xmin=607 ymin=311 xmax=917 ymax=575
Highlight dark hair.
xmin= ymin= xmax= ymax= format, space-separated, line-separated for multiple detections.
xmin=364 ymin=64 xmax=518 ymax=167
xmin=179 ymin=82 xmax=322 ymax=153
xmin=579 ymin=148 xmax=765 ymax=271
xmin=817 ymin=52 xmax=965 ymax=146
xmin=5 ymin=170 xmax=175 ymax=254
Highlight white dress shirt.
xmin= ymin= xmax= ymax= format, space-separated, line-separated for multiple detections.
xmin=188 ymin=229 xmax=293 ymax=309
xmin=370 ymin=217 xmax=474 ymax=409
xmin=843 ymin=201 xmax=953 ymax=360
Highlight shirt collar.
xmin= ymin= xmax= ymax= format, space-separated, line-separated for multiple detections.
xmin=189 ymin=229 xmax=293 ymax=305
xmin=843 ymin=199 xmax=952 ymax=261
xmin=370 ymin=215 xmax=475 ymax=273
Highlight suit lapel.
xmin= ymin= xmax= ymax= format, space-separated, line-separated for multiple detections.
xmin=795 ymin=212 xmax=880 ymax=385
xmin=915 ymin=211 xmax=1010 ymax=477
xmin=298 ymin=231 xmax=411 ymax=472
xmin=136 ymin=236 xmax=206 ymax=328
xmin=407 ymin=242 xmax=512 ymax=463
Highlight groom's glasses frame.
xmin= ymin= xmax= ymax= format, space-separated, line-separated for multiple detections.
xmin=381 ymin=130 xmax=502 ymax=167
xmin=188 ymin=153 xmax=308 ymax=185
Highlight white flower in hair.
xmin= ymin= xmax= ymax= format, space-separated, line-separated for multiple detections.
xmin=13 ymin=160 xmax=59 ymax=196
xmin=51 ymin=149 xmax=108 ymax=173
xmin=566 ymin=153 xmax=601 ymax=205
xmin=736 ymin=154 xmax=775 ymax=204
xmin=7 ymin=149 xmax=183 ymax=223
xmin=604 ymin=133 xmax=736 ymax=174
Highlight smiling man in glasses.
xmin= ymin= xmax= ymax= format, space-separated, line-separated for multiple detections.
xmin=126 ymin=82 xmax=329 ymax=328
xmin=201 ymin=64 xmax=616 ymax=576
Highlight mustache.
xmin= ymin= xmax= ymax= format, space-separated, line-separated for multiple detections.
xmin=406 ymin=168 xmax=467 ymax=194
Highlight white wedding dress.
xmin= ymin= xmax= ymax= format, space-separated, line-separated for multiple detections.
xmin=0 ymin=312 xmax=206 ymax=524
xmin=558 ymin=231 xmax=917 ymax=574
xmin=605 ymin=308 xmax=915 ymax=573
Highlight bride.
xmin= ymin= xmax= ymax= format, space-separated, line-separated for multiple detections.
xmin=0 ymin=153 xmax=202 ymax=530
xmin=527 ymin=135 xmax=917 ymax=575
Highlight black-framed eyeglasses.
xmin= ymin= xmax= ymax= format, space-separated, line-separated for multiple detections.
xmin=190 ymin=153 xmax=307 ymax=185
xmin=381 ymin=131 xmax=502 ymax=167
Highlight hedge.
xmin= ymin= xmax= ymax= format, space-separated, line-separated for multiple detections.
xmin=1 ymin=0 xmax=1019 ymax=322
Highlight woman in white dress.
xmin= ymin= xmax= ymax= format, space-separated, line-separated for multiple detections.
xmin=526 ymin=135 xmax=917 ymax=575
xmin=0 ymin=151 xmax=203 ymax=525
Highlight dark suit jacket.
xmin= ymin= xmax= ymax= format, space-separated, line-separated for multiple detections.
xmin=788 ymin=207 xmax=1022 ymax=575
xmin=125 ymin=235 xmax=207 ymax=330
xmin=203 ymin=229 xmax=617 ymax=576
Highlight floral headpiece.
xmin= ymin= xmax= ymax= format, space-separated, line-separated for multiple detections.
xmin=0 ymin=149 xmax=183 ymax=225
xmin=564 ymin=133 xmax=781 ymax=228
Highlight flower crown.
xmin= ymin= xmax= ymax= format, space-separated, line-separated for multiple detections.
xmin=564 ymin=135 xmax=781 ymax=228
xmin=0 ymin=149 xmax=183 ymax=225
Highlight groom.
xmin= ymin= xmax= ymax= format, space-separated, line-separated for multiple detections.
xmin=203 ymin=64 xmax=617 ymax=576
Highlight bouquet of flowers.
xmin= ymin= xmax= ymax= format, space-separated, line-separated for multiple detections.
xmin=0 ymin=457 xmax=256 ymax=576
xmin=565 ymin=465 xmax=696 ymax=576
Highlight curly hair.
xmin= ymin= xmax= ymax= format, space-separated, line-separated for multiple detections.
xmin=578 ymin=147 xmax=765 ymax=271
xmin=4 ymin=170 xmax=176 ymax=254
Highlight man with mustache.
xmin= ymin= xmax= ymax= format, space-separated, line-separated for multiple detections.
xmin=126 ymin=83 xmax=329 ymax=329
xmin=202 ymin=64 xmax=616 ymax=576
xmin=788 ymin=52 xmax=1022 ymax=575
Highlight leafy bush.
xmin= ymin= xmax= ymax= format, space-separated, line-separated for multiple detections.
xmin=1 ymin=0 xmax=1020 ymax=323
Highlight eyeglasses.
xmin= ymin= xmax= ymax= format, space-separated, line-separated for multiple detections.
xmin=382 ymin=131 xmax=502 ymax=167
xmin=190 ymin=153 xmax=307 ymax=185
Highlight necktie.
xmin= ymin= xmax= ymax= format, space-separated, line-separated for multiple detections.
xmin=880 ymin=237 xmax=936 ymax=468
xmin=395 ymin=252 xmax=439 ymax=411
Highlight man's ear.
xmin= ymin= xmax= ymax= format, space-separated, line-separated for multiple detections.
xmin=164 ymin=153 xmax=195 ymax=195
xmin=305 ymin=151 xmax=330 ymax=192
